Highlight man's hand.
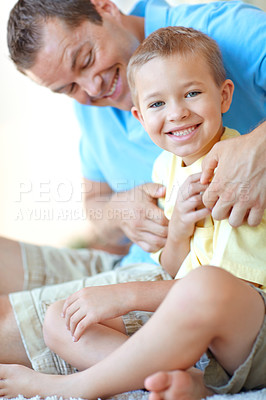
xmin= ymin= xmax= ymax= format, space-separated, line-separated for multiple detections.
xmin=83 ymin=180 xmax=168 ymax=253
xmin=116 ymin=182 xmax=169 ymax=252
xmin=201 ymin=122 xmax=266 ymax=227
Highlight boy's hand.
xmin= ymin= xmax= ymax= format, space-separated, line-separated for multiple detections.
xmin=169 ymin=173 xmax=211 ymax=241
xmin=62 ymin=285 xmax=126 ymax=342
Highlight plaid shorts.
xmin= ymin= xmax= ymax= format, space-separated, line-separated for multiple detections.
xmin=10 ymin=241 xmax=171 ymax=374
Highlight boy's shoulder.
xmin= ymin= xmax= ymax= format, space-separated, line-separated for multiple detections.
xmin=153 ymin=149 xmax=177 ymax=172
xmin=152 ymin=149 xmax=177 ymax=183
xmin=221 ymin=127 xmax=241 ymax=141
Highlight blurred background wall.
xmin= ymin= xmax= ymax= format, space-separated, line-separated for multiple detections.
xmin=0 ymin=0 xmax=265 ymax=247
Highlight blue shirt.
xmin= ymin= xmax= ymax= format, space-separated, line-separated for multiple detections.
xmin=76 ymin=0 xmax=266 ymax=266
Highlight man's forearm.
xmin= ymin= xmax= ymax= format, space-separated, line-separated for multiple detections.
xmin=84 ymin=192 xmax=131 ymax=253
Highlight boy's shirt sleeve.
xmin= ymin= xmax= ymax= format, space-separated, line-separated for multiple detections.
xmin=211 ymin=215 xmax=266 ymax=292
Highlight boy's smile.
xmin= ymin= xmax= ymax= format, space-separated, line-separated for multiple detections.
xmin=132 ymin=54 xmax=233 ymax=165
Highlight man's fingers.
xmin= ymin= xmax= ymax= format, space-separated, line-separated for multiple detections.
xmin=145 ymin=206 xmax=169 ymax=227
xmin=143 ymin=182 xmax=167 ymax=199
xmin=247 ymin=207 xmax=264 ymax=227
xmin=200 ymin=151 xmax=219 ymax=184
xmin=210 ymin=199 xmax=231 ymax=221
xmin=228 ymin=204 xmax=248 ymax=227
xmin=137 ymin=232 xmax=167 ymax=253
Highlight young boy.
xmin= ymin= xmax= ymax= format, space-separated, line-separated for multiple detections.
xmin=0 ymin=27 xmax=265 ymax=400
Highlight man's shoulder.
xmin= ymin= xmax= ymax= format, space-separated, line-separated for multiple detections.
xmin=145 ymin=0 xmax=264 ymax=37
xmin=74 ymin=102 xmax=129 ymax=127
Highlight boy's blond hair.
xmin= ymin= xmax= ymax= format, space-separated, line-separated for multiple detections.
xmin=127 ymin=26 xmax=226 ymax=107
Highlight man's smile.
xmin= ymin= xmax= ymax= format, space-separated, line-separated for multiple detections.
xmin=104 ymin=68 xmax=119 ymax=98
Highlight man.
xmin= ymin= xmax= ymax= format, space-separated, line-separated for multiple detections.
xmin=1 ymin=0 xmax=265 ymax=391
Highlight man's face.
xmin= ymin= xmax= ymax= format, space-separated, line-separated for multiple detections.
xmin=25 ymin=2 xmax=142 ymax=110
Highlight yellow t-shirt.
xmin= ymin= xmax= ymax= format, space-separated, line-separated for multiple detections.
xmin=152 ymin=127 xmax=266 ymax=291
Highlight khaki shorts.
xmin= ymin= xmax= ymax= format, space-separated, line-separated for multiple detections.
xmin=9 ymin=242 xmax=171 ymax=374
xmin=20 ymin=241 xmax=122 ymax=290
xmin=202 ymin=287 xmax=266 ymax=394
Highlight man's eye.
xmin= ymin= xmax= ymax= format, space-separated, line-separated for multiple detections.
xmin=186 ymin=91 xmax=200 ymax=98
xmin=150 ymin=101 xmax=165 ymax=108
xmin=82 ymin=53 xmax=92 ymax=70
xmin=68 ymin=83 xmax=77 ymax=94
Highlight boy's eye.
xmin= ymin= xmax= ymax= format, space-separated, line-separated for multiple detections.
xmin=186 ymin=91 xmax=200 ymax=98
xmin=150 ymin=101 xmax=165 ymax=108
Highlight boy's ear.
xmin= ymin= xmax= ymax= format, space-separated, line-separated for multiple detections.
xmin=221 ymin=79 xmax=234 ymax=114
xmin=131 ymin=106 xmax=145 ymax=128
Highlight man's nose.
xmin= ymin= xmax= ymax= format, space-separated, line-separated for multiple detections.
xmin=79 ymin=74 xmax=103 ymax=98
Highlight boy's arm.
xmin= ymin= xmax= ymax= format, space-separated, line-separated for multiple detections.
xmin=160 ymin=173 xmax=210 ymax=278
xmin=62 ymin=279 xmax=175 ymax=341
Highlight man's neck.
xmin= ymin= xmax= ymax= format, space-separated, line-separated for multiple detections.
xmin=121 ymin=14 xmax=145 ymax=43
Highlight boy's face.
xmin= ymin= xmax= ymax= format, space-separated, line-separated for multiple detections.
xmin=132 ymin=54 xmax=233 ymax=165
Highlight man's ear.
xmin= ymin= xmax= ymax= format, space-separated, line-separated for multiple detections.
xmin=131 ymin=106 xmax=145 ymax=128
xmin=90 ymin=0 xmax=120 ymax=18
xmin=221 ymin=79 xmax=234 ymax=114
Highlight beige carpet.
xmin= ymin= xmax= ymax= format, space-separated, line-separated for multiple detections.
xmin=8 ymin=388 xmax=266 ymax=400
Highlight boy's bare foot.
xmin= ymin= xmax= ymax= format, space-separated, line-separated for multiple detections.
xmin=0 ymin=364 xmax=81 ymax=399
xmin=144 ymin=368 xmax=214 ymax=400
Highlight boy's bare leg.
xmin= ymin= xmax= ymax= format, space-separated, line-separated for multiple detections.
xmin=43 ymin=300 xmax=128 ymax=370
xmin=0 ymin=295 xmax=31 ymax=367
xmin=0 ymin=237 xmax=24 ymax=294
xmin=0 ymin=267 xmax=264 ymax=400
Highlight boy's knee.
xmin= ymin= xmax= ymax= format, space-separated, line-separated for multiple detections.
xmin=43 ymin=299 xmax=64 ymax=350
xmin=172 ymin=267 xmax=237 ymax=321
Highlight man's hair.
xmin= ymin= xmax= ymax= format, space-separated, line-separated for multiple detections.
xmin=7 ymin=0 xmax=102 ymax=73
xmin=127 ymin=26 xmax=226 ymax=107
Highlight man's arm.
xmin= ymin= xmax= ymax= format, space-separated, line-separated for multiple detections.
xmin=201 ymin=121 xmax=266 ymax=227
xmin=83 ymin=178 xmax=169 ymax=254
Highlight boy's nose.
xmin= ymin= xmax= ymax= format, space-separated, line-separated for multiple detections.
xmin=167 ymin=103 xmax=189 ymax=121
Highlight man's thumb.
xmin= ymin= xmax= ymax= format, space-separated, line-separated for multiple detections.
xmin=143 ymin=182 xmax=166 ymax=199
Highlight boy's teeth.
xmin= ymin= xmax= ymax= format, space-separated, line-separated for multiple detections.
xmin=171 ymin=126 xmax=196 ymax=136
